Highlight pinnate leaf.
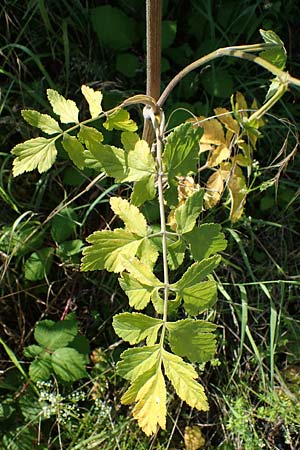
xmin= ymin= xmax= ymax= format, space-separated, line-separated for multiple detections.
xmin=21 ymin=110 xmax=62 ymax=135
xmin=11 ymin=137 xmax=57 ymax=176
xmin=81 ymin=84 xmax=103 ymax=118
xmin=125 ymin=140 xmax=156 ymax=182
xmin=113 ymin=313 xmax=163 ymax=345
xmin=81 ymin=229 xmax=142 ymax=273
xmin=167 ymin=319 xmax=217 ymax=363
xmin=162 ymin=349 xmax=209 ymax=411
xmin=119 ymin=273 xmax=158 ymax=310
xmin=181 ymin=280 xmax=217 ymax=315
xmin=131 ymin=175 xmax=156 ymax=207
xmin=47 ymin=89 xmax=79 ymax=124
xmin=110 ymin=197 xmax=147 ymax=235
xmin=62 ymin=134 xmax=85 ymax=170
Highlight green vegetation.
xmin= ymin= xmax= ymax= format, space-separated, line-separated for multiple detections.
xmin=1 ymin=1 xmax=300 ymax=449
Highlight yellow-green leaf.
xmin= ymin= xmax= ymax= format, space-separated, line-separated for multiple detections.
xmin=121 ymin=131 xmax=139 ymax=152
xmin=104 ymin=108 xmax=137 ymax=132
xmin=173 ymin=255 xmax=221 ymax=291
xmin=181 ymin=280 xmax=217 ymax=315
xmin=125 ymin=140 xmax=156 ymax=182
xmin=119 ymin=273 xmax=155 ymax=309
xmin=174 ymin=189 xmax=205 ymax=234
xmin=131 ymin=175 xmax=156 ymax=207
xmin=117 ymin=345 xmax=160 ymax=381
xmin=62 ymin=134 xmax=85 ymax=170
xmin=110 ymin=197 xmax=147 ymax=236
xmin=81 ymin=84 xmax=103 ymax=118
xmin=47 ymin=88 xmax=79 ymax=124
xmin=162 ymin=349 xmax=209 ymax=411
xmin=228 ymin=165 xmax=248 ymax=222
xmin=21 ymin=110 xmax=62 ymax=135
xmin=113 ymin=312 xmax=163 ymax=345
xmin=120 ymin=256 xmax=162 ymax=287
xmin=11 ymin=137 xmax=57 ymax=176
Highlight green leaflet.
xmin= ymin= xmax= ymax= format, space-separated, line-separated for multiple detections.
xmin=62 ymin=134 xmax=85 ymax=170
xmin=90 ymin=143 xmax=127 ymax=181
xmin=119 ymin=273 xmax=156 ymax=309
xmin=162 ymin=349 xmax=209 ymax=411
xmin=163 ymin=122 xmax=203 ymax=179
xmin=81 ymin=228 xmax=142 ymax=273
xmin=181 ymin=280 xmax=217 ymax=315
xmin=51 ymin=347 xmax=88 ymax=382
xmin=104 ymin=108 xmax=137 ymax=131
xmin=136 ymin=237 xmax=159 ymax=269
xmin=21 ymin=110 xmax=62 ymax=135
xmin=11 ymin=137 xmax=57 ymax=176
xmin=77 ymin=125 xmax=104 ymax=170
xmin=173 ymin=255 xmax=221 ymax=290
xmin=81 ymin=84 xmax=103 ymax=118
xmin=47 ymin=88 xmax=79 ymax=124
xmin=131 ymin=175 xmax=156 ymax=207
xmin=24 ymin=247 xmax=54 ymax=281
xmin=29 ymin=352 xmax=52 ymax=381
xmin=125 ymin=140 xmax=156 ymax=182
xmin=113 ymin=312 xmax=163 ymax=345
xmin=185 ymin=223 xmax=227 ymax=261
xmin=121 ymin=131 xmax=139 ymax=151
xmin=34 ymin=316 xmax=77 ymax=350
xmin=116 ymin=345 xmax=160 ymax=381
xmin=167 ymin=238 xmax=186 ymax=270
xmin=174 ymin=189 xmax=205 ymax=234
xmin=259 ymin=29 xmax=287 ymax=70
xmin=110 ymin=197 xmax=147 ymax=236
xmin=121 ymin=256 xmax=162 ymax=286
xmin=167 ymin=319 xmax=217 ymax=363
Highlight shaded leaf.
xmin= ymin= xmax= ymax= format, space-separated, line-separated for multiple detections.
xmin=81 ymin=84 xmax=103 ymax=118
xmin=34 ymin=316 xmax=77 ymax=350
xmin=29 ymin=352 xmax=52 ymax=381
xmin=47 ymin=89 xmax=79 ymax=124
xmin=185 ymin=223 xmax=227 ymax=261
xmin=174 ymin=189 xmax=204 ymax=234
xmin=51 ymin=207 xmax=77 ymax=243
xmin=113 ymin=313 xmax=163 ymax=345
xmin=131 ymin=175 xmax=156 ymax=207
xmin=181 ymin=280 xmax=217 ymax=315
xmin=52 ymin=348 xmax=88 ymax=382
xmin=167 ymin=319 xmax=217 ymax=363
xmin=259 ymin=29 xmax=287 ymax=70
xmin=21 ymin=110 xmax=62 ymax=135
xmin=90 ymin=143 xmax=127 ymax=181
xmin=184 ymin=426 xmax=206 ymax=450
xmin=121 ymin=131 xmax=139 ymax=151
xmin=62 ymin=134 xmax=85 ymax=170
xmin=167 ymin=238 xmax=186 ymax=270
xmin=24 ymin=247 xmax=54 ymax=281
xmin=11 ymin=137 xmax=57 ymax=176
xmin=173 ymin=255 xmax=221 ymax=290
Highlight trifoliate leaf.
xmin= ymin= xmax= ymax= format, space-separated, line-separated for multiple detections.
xmin=104 ymin=108 xmax=137 ymax=131
xmin=125 ymin=140 xmax=156 ymax=182
xmin=110 ymin=197 xmax=147 ymax=235
xmin=259 ymin=29 xmax=287 ymax=70
xmin=163 ymin=122 xmax=203 ymax=179
xmin=29 ymin=352 xmax=52 ymax=381
xmin=181 ymin=280 xmax=217 ymax=315
xmin=21 ymin=110 xmax=62 ymax=135
xmin=81 ymin=85 xmax=103 ymax=118
xmin=24 ymin=247 xmax=54 ymax=281
xmin=81 ymin=229 xmax=142 ymax=273
xmin=121 ymin=131 xmax=139 ymax=152
xmin=117 ymin=345 xmax=160 ymax=381
xmin=11 ymin=137 xmax=57 ymax=176
xmin=132 ymin=367 xmax=166 ymax=436
xmin=173 ymin=255 xmax=221 ymax=290
xmin=52 ymin=348 xmax=88 ymax=382
xmin=162 ymin=349 xmax=209 ymax=411
xmin=185 ymin=224 xmax=227 ymax=261
xmin=131 ymin=175 xmax=156 ymax=207
xmin=174 ymin=189 xmax=204 ymax=234
xmin=62 ymin=134 xmax=85 ymax=170
xmin=47 ymin=89 xmax=79 ymax=124
xmin=34 ymin=316 xmax=77 ymax=350
xmin=113 ymin=313 xmax=163 ymax=345
xmin=167 ymin=319 xmax=217 ymax=363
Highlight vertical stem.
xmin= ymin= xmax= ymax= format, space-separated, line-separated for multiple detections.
xmin=143 ymin=0 xmax=162 ymax=145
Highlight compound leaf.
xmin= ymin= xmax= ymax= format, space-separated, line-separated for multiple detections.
xmin=47 ymin=89 xmax=79 ymax=124
xmin=81 ymin=84 xmax=103 ymax=118
xmin=167 ymin=319 xmax=217 ymax=363
xmin=174 ymin=189 xmax=204 ymax=234
xmin=113 ymin=312 xmax=163 ymax=345
xmin=162 ymin=349 xmax=209 ymax=411
xmin=181 ymin=280 xmax=217 ymax=315
xmin=62 ymin=134 xmax=85 ymax=170
xmin=90 ymin=143 xmax=127 ymax=181
xmin=121 ymin=131 xmax=139 ymax=151
xmin=21 ymin=110 xmax=62 ymax=135
xmin=117 ymin=345 xmax=160 ymax=381
xmin=131 ymin=175 xmax=156 ymax=207
xmin=29 ymin=352 xmax=52 ymax=382
xmin=119 ymin=273 xmax=155 ymax=309
xmin=173 ymin=255 xmax=221 ymax=290
xmin=11 ymin=137 xmax=57 ymax=176
xmin=163 ymin=122 xmax=203 ymax=179
xmin=121 ymin=256 xmax=162 ymax=287
xmin=81 ymin=229 xmax=142 ymax=273
xmin=125 ymin=140 xmax=156 ymax=182
xmin=110 ymin=197 xmax=147 ymax=235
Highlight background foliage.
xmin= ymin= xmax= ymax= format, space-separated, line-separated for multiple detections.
xmin=1 ymin=0 xmax=300 ymax=448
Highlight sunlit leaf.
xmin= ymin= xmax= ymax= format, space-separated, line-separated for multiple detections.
xmin=125 ymin=140 xmax=156 ymax=182
xmin=259 ymin=29 xmax=287 ymax=70
xmin=117 ymin=345 xmax=160 ymax=381
xmin=207 ymin=144 xmax=231 ymax=168
xmin=47 ymin=89 xmax=79 ymax=124
xmin=121 ymin=131 xmax=139 ymax=151
xmin=162 ymin=349 xmax=209 ymax=411
xmin=131 ymin=175 xmax=156 ymax=207
xmin=62 ymin=134 xmax=85 ymax=169
xmin=104 ymin=108 xmax=137 ymax=131
xmin=198 ymin=117 xmax=225 ymax=146
xmin=21 ymin=110 xmax=62 ymax=135
xmin=184 ymin=426 xmax=206 ymax=450
xmin=167 ymin=319 xmax=217 ymax=363
xmin=163 ymin=122 xmax=203 ymax=179
xmin=185 ymin=223 xmax=227 ymax=261
xmin=81 ymin=229 xmax=142 ymax=273
xmin=81 ymin=85 xmax=103 ymax=118
xmin=110 ymin=197 xmax=147 ymax=235
xmin=136 ymin=238 xmax=159 ymax=269
xmin=174 ymin=189 xmax=204 ymax=234
xmin=119 ymin=273 xmax=155 ymax=309
xmin=113 ymin=313 xmax=163 ymax=345
xmin=181 ymin=280 xmax=217 ymax=315
xmin=173 ymin=255 xmax=221 ymax=290
xmin=167 ymin=238 xmax=186 ymax=270
xmin=29 ymin=352 xmax=52 ymax=381
xmin=228 ymin=164 xmax=248 ymax=222
xmin=11 ymin=137 xmax=57 ymax=176
xmin=120 ymin=256 xmax=162 ymax=287
xmin=204 ymin=170 xmax=226 ymax=209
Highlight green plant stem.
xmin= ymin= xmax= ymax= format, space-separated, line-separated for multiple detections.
xmin=157 ymin=44 xmax=300 ymax=108
xmin=247 ymin=83 xmax=288 ymax=123
xmin=153 ymin=114 xmax=169 ymax=341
